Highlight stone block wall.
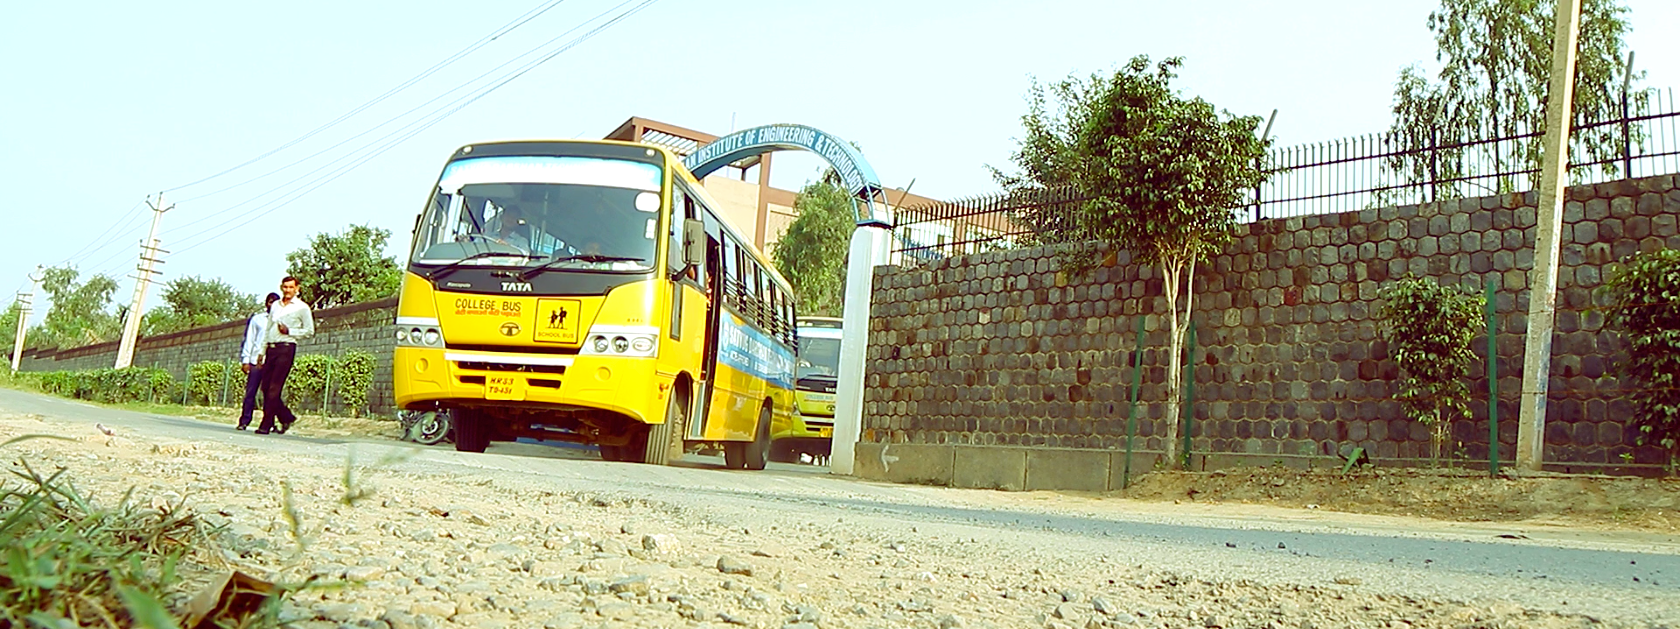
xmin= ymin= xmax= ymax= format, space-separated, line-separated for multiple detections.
xmin=860 ymin=174 xmax=1680 ymax=487
xmin=18 ymin=298 xmax=399 ymax=415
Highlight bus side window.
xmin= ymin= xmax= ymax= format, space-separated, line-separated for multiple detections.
xmin=668 ymin=189 xmax=685 ymax=276
xmin=721 ymin=239 xmax=738 ymax=305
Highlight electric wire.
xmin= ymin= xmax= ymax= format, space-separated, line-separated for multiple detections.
xmin=168 ymin=0 xmax=661 ymax=256
xmin=161 ymin=0 xmax=646 ymax=241
xmin=162 ymin=0 xmax=571 ymax=197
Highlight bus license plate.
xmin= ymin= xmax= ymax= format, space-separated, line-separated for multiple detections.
xmin=486 ymin=375 xmax=524 ymax=401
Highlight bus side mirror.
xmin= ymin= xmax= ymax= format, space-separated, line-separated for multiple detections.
xmin=683 ymin=219 xmax=705 ymax=268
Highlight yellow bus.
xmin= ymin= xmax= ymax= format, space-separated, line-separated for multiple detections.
xmin=773 ymin=316 xmax=842 ymax=462
xmin=393 ymin=140 xmax=797 ymax=469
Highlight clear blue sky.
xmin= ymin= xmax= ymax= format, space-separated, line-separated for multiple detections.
xmin=3 ymin=0 xmax=1677 ymax=318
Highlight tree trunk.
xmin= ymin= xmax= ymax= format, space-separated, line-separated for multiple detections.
xmin=1159 ymin=248 xmax=1194 ymax=468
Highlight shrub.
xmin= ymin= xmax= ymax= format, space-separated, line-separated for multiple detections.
xmin=1607 ymin=248 xmax=1680 ymax=467
xmin=1377 ymin=276 xmax=1483 ymax=465
xmin=30 ymin=368 xmax=175 ymax=404
xmin=284 ymin=354 xmax=336 ymax=412
xmin=187 ymin=360 xmax=242 ymax=406
xmin=335 ymin=350 xmax=376 ymax=417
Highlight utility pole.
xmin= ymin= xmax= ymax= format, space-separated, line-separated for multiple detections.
xmin=9 ymin=266 xmax=43 ymax=373
xmin=114 ymin=194 xmax=172 ymax=369
xmin=1517 ymin=0 xmax=1583 ymax=472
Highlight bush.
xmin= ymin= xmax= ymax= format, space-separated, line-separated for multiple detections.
xmin=1377 ymin=275 xmax=1483 ymax=465
xmin=186 ymin=360 xmax=242 ymax=406
xmin=336 ymin=350 xmax=376 ymax=417
xmin=284 ymin=354 xmax=336 ymax=412
xmin=1607 ymin=248 xmax=1680 ymax=466
xmin=31 ymin=367 xmax=176 ymax=404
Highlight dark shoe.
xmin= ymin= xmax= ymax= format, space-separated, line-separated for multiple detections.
xmin=277 ymin=421 xmax=293 ymax=434
xmin=255 ymin=429 xmax=271 ymax=435
xmin=236 ymin=424 xmax=248 ymax=431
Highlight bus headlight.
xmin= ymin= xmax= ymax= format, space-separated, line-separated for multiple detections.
xmin=581 ymin=327 xmax=658 ymax=357
xmin=396 ymin=324 xmax=444 ymax=348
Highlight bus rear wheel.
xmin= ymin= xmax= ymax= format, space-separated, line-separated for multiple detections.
xmin=453 ymin=410 xmax=489 ymax=453
xmin=724 ymin=405 xmax=771 ymax=471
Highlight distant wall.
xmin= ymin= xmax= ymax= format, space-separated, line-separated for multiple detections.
xmin=18 ymin=298 xmax=399 ymax=415
xmin=858 ymin=174 xmax=1680 ymax=489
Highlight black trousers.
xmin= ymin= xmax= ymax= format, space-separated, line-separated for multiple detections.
xmin=257 ymin=343 xmax=297 ymax=432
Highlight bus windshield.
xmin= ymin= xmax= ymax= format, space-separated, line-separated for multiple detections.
xmin=796 ymin=336 xmax=841 ymax=381
xmin=412 ymin=155 xmax=663 ymax=272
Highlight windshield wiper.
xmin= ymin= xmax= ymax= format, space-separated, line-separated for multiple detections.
xmin=425 ymin=251 xmax=543 ymax=281
xmin=518 ymin=254 xmax=645 ymax=280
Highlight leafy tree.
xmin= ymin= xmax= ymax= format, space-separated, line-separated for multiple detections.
xmin=34 ymin=265 xmax=121 ymax=349
xmin=1377 ymin=276 xmax=1484 ymax=465
xmin=2 ymin=301 xmax=22 ymax=365
xmin=773 ymin=177 xmax=854 ymax=316
xmin=1387 ymin=0 xmax=1641 ymax=196
xmin=285 ymin=224 xmax=402 ymax=309
xmin=993 ymin=56 xmax=1272 ymax=465
xmin=141 ymin=276 xmax=261 ymax=335
xmin=1606 ymin=248 xmax=1680 ymax=468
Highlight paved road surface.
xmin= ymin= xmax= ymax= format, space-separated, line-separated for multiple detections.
xmin=3 ymin=386 xmax=1677 ymax=625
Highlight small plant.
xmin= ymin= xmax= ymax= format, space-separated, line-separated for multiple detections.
xmin=1378 ymin=276 xmax=1483 ymax=466
xmin=0 ymin=444 xmax=202 ymax=628
xmin=1606 ymin=248 xmax=1680 ymax=472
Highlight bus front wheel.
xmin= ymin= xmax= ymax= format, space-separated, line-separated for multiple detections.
xmin=453 ymin=410 xmax=489 ymax=453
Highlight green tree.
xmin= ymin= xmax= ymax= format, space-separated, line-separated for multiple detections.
xmin=1606 ymin=248 xmax=1680 ymax=468
xmin=141 ymin=276 xmax=261 ymax=335
xmin=35 ymin=265 xmax=121 ymax=349
xmin=994 ymin=56 xmax=1272 ymax=465
xmin=1376 ymin=276 xmax=1484 ymax=465
xmin=285 ymin=224 xmax=402 ymax=309
xmin=772 ymin=178 xmax=854 ymax=316
xmin=2 ymin=301 xmax=22 ymax=364
xmin=1387 ymin=0 xmax=1641 ymax=196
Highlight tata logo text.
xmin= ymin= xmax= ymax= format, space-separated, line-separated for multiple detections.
xmin=500 ymin=322 xmax=521 ymax=337
xmin=501 ymin=282 xmax=532 ymax=292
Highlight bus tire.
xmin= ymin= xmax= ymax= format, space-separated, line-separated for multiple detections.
xmin=638 ymin=395 xmax=681 ymax=465
xmin=599 ymin=444 xmax=623 ymax=461
xmin=453 ymin=410 xmax=489 ymax=453
xmin=742 ymin=405 xmax=771 ymax=471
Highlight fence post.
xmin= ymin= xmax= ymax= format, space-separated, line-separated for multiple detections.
xmin=220 ymin=362 xmax=230 ymax=407
xmin=322 ymin=362 xmax=334 ymax=416
xmin=1180 ymin=321 xmax=1197 ymax=470
xmin=1122 ymin=316 xmax=1146 ymax=490
xmin=1486 ymin=278 xmax=1499 ymax=477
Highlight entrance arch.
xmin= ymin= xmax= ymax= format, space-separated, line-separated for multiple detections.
xmin=683 ymin=123 xmax=893 ymax=475
xmin=682 ymin=124 xmax=895 ymax=229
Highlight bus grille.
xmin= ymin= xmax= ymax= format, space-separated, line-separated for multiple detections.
xmin=455 ymin=361 xmax=568 ymax=375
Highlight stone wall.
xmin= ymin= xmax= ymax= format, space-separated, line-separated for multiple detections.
xmin=18 ymin=298 xmax=399 ymax=416
xmin=857 ymin=174 xmax=1680 ymax=489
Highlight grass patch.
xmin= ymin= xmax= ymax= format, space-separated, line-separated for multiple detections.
xmin=0 ymin=452 xmax=207 ymax=628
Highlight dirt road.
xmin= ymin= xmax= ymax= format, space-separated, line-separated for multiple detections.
xmin=3 ymin=388 xmax=1677 ymax=628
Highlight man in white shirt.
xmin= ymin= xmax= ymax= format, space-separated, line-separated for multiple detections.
xmin=236 ymin=292 xmax=281 ymax=430
xmin=256 ymin=276 xmax=315 ymax=435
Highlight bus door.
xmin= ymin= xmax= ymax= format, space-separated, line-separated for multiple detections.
xmin=690 ymin=234 xmax=724 ymax=440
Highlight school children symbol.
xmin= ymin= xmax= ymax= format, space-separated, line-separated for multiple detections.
xmin=535 ymin=298 xmax=580 ymax=343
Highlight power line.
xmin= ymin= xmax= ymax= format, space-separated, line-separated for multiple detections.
xmin=52 ymin=201 xmax=147 ymax=269
xmin=168 ymin=0 xmax=663 ymax=255
xmin=162 ymin=0 xmax=573 ymax=197
xmin=161 ymin=0 xmax=643 ymax=241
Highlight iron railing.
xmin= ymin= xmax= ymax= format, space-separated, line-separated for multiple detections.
xmin=890 ymin=88 xmax=1680 ymax=263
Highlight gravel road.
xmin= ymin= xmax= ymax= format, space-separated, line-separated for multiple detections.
xmin=2 ymin=387 xmax=1677 ymax=629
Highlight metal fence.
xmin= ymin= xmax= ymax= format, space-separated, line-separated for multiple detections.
xmin=890 ymin=88 xmax=1680 ymax=263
